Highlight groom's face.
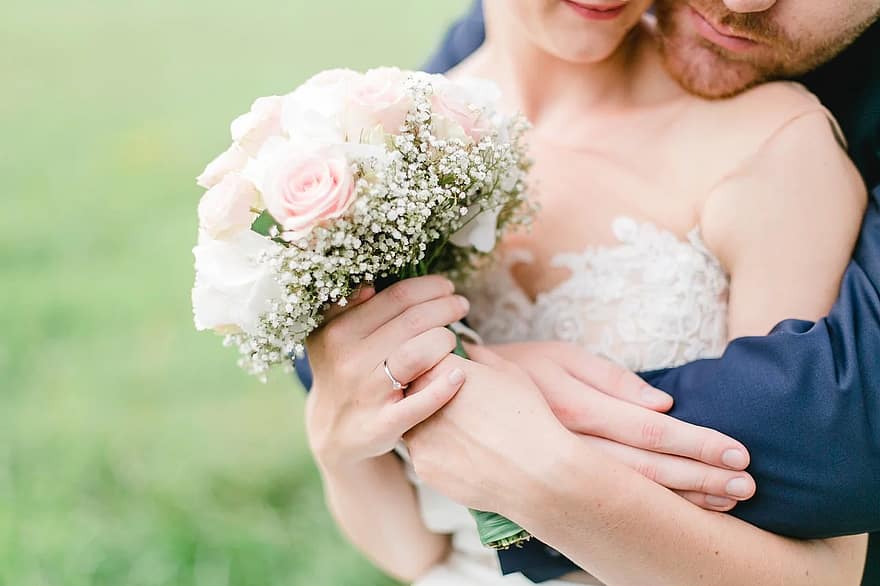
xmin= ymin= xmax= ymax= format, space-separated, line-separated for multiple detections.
xmin=654 ymin=0 xmax=880 ymax=98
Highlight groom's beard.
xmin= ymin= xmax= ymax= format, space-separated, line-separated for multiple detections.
xmin=654 ymin=0 xmax=869 ymax=99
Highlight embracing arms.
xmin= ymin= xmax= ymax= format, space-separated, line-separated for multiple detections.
xmin=404 ymin=105 xmax=872 ymax=584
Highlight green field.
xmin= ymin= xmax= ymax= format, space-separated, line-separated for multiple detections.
xmin=1 ymin=2 xmax=468 ymax=584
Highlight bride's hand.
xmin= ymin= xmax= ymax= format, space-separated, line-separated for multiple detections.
xmin=478 ymin=342 xmax=756 ymax=512
xmin=304 ymin=276 xmax=470 ymax=471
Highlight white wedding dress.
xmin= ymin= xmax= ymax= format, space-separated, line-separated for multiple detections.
xmin=401 ymin=216 xmax=731 ymax=586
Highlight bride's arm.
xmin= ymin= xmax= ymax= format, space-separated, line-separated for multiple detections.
xmin=700 ymin=109 xmax=866 ymax=341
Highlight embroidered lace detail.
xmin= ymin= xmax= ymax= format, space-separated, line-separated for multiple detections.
xmin=464 ymin=216 xmax=730 ymax=371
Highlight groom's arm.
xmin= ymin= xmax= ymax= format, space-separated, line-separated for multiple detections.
xmin=643 ymin=197 xmax=880 ymax=539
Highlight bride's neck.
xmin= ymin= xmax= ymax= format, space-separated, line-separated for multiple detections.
xmin=478 ymin=16 xmax=681 ymax=126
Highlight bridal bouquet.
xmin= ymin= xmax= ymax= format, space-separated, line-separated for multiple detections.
xmin=191 ymin=67 xmax=532 ymax=548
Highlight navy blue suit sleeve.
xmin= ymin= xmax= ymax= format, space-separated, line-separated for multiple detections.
xmin=643 ymin=197 xmax=880 ymax=539
xmin=422 ymin=0 xmax=485 ymax=74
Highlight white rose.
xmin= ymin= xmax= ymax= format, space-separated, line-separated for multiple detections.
xmin=450 ymin=205 xmax=502 ymax=253
xmin=230 ymin=95 xmax=283 ymax=156
xmin=192 ymin=230 xmax=284 ymax=335
xmin=197 ymin=174 xmax=259 ymax=239
xmin=196 ymin=143 xmax=248 ymax=189
xmin=281 ymin=69 xmax=359 ymax=143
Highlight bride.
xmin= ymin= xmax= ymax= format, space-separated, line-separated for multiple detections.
xmin=303 ymin=0 xmax=868 ymax=584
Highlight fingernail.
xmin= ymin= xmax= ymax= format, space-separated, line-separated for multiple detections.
xmin=726 ymin=477 xmax=752 ymax=498
xmin=721 ymin=449 xmax=748 ymax=469
xmin=705 ymin=495 xmax=735 ymax=508
xmin=446 ymin=279 xmax=456 ymax=293
xmin=457 ymin=296 xmax=470 ymax=312
xmin=448 ymin=368 xmax=465 ymax=386
xmin=640 ymin=386 xmax=672 ymax=407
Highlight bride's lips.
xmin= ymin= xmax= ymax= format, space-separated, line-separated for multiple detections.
xmin=562 ymin=0 xmax=628 ymax=21
xmin=688 ymin=6 xmax=759 ymax=53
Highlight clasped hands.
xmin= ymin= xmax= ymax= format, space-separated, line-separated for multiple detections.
xmin=305 ymin=276 xmax=755 ymax=516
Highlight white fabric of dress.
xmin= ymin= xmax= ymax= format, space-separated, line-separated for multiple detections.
xmin=404 ymin=216 xmax=730 ymax=585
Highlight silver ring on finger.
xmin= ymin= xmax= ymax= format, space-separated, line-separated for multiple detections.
xmin=383 ymin=359 xmax=409 ymax=392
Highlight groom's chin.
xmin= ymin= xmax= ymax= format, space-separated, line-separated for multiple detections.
xmin=658 ymin=35 xmax=766 ymax=100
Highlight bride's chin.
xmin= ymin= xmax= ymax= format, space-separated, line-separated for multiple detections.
xmin=542 ymin=38 xmax=629 ymax=64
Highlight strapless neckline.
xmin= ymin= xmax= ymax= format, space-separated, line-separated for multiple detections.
xmin=462 ymin=215 xmax=730 ymax=372
xmin=502 ymin=216 xmax=714 ymax=306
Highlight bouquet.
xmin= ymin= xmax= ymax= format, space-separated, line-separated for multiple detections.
xmin=191 ymin=67 xmax=533 ymax=548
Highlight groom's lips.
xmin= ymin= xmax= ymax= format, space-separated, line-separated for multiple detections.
xmin=562 ymin=0 xmax=628 ymax=21
xmin=688 ymin=6 xmax=759 ymax=53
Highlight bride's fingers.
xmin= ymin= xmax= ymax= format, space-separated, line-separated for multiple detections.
xmin=340 ymin=275 xmax=457 ymax=338
xmin=382 ymin=327 xmax=459 ymax=390
xmin=579 ymin=435 xmax=756 ymax=501
xmin=559 ymin=347 xmax=673 ymax=412
xmin=386 ymin=359 xmax=466 ymax=433
xmin=322 ymin=286 xmax=375 ymax=323
xmin=673 ymin=491 xmax=738 ymax=512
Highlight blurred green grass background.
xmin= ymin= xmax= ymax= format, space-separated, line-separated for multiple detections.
xmin=0 ymin=2 xmax=468 ymax=584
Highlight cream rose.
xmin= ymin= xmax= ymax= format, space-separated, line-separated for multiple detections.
xmin=197 ymin=174 xmax=259 ymax=239
xmin=344 ymin=67 xmax=411 ymax=136
xmin=431 ymin=79 xmax=497 ymax=142
xmin=196 ymin=143 xmax=248 ymax=189
xmin=263 ymin=147 xmax=356 ymax=238
xmin=231 ymin=95 xmax=283 ymax=156
xmin=192 ymin=230 xmax=284 ymax=335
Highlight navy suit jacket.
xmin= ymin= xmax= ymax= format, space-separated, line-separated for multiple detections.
xmin=300 ymin=4 xmax=880 ymax=582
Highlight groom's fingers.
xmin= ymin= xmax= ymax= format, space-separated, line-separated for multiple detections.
xmin=673 ymin=491 xmax=738 ymax=512
xmin=560 ymin=376 xmax=751 ymax=471
xmin=558 ymin=346 xmax=673 ymax=412
xmin=579 ymin=435 xmax=756 ymax=502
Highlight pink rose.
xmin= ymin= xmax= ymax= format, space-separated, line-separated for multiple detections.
xmin=231 ymin=95 xmax=283 ymax=156
xmin=196 ymin=143 xmax=248 ymax=189
xmin=432 ymin=85 xmax=492 ymax=142
xmin=263 ymin=148 xmax=356 ymax=237
xmin=197 ymin=174 xmax=259 ymax=239
xmin=345 ymin=67 xmax=411 ymax=135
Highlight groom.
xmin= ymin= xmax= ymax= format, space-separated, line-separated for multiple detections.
xmin=401 ymin=0 xmax=880 ymax=583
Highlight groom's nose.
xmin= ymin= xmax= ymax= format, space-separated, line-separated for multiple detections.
xmin=721 ymin=0 xmax=777 ymax=13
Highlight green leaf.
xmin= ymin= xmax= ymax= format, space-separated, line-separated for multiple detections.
xmin=251 ymin=211 xmax=280 ymax=237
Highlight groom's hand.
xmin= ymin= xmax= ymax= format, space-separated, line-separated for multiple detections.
xmin=477 ymin=342 xmax=756 ymax=512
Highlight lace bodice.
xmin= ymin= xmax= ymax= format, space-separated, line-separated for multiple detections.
xmin=464 ymin=216 xmax=730 ymax=372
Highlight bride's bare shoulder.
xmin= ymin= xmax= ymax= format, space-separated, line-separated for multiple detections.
xmin=705 ymin=81 xmax=843 ymax=146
